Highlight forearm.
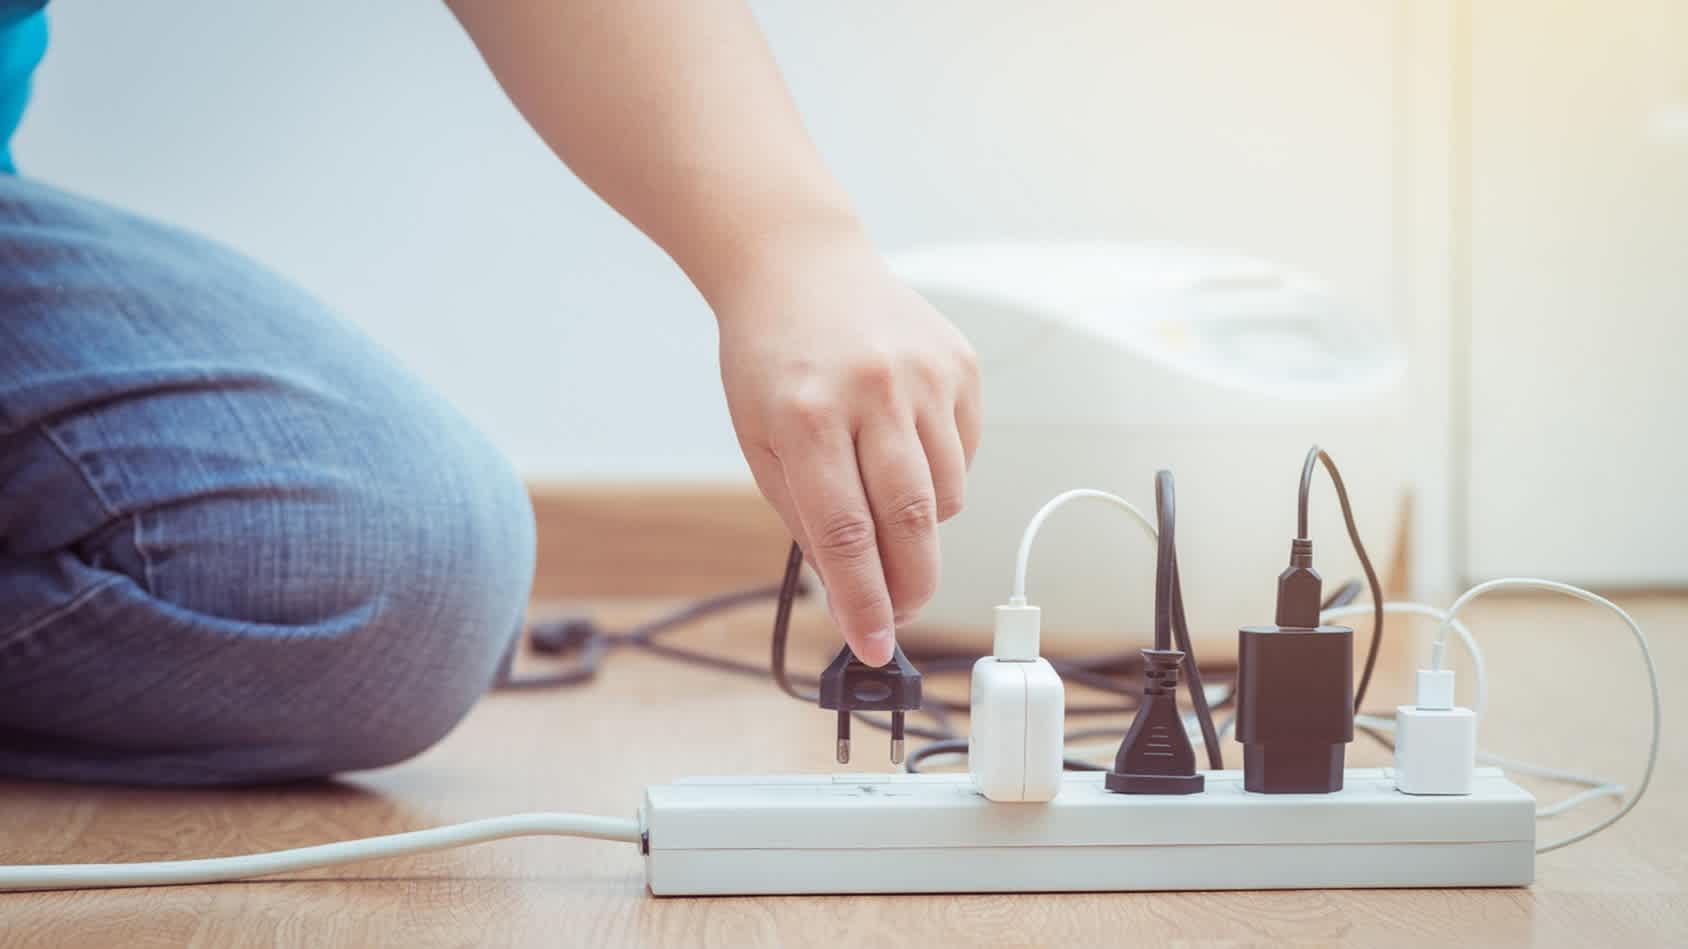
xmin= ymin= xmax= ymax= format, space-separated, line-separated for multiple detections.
xmin=447 ymin=0 xmax=866 ymax=305
xmin=451 ymin=0 xmax=981 ymax=667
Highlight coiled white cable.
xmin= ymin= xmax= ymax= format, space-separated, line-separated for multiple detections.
xmin=1424 ymin=579 xmax=1660 ymax=854
xmin=1330 ymin=584 xmax=1657 ymax=853
xmin=0 ymin=812 xmax=640 ymax=893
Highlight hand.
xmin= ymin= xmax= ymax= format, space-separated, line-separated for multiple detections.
xmin=715 ymin=232 xmax=981 ymax=666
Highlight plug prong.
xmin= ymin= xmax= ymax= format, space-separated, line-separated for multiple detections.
xmin=836 ymin=710 xmax=851 ymax=764
xmin=890 ymin=710 xmax=906 ymax=764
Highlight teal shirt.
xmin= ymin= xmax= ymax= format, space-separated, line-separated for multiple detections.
xmin=0 ymin=2 xmax=48 ymax=173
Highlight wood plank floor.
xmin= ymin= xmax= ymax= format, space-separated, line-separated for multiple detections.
xmin=1 ymin=594 xmax=1682 ymax=947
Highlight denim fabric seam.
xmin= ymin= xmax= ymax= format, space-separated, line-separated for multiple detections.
xmin=130 ymin=512 xmax=154 ymax=594
xmin=0 ymin=572 xmax=121 ymax=656
xmin=33 ymin=418 xmax=158 ymax=593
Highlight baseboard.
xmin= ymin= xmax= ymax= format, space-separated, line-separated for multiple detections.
xmin=528 ymin=481 xmax=787 ymax=598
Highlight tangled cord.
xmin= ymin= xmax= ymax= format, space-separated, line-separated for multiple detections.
xmin=498 ymin=558 xmax=1370 ymax=773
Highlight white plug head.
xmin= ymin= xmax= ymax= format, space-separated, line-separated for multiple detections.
xmin=992 ymin=603 xmax=1041 ymax=661
xmin=969 ymin=655 xmax=1064 ymax=802
xmin=1415 ymin=669 xmax=1456 ymax=710
xmin=1394 ymin=668 xmax=1475 ymax=795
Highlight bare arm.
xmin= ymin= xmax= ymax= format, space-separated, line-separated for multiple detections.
xmin=449 ymin=0 xmax=980 ymax=665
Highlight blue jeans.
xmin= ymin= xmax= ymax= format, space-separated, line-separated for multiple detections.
xmin=0 ymin=175 xmax=536 ymax=785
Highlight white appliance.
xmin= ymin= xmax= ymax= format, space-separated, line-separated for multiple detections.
xmin=890 ymin=241 xmax=1408 ymax=656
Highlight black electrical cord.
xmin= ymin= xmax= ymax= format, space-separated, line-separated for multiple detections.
xmin=903 ymin=731 xmax=1118 ymax=776
xmin=769 ymin=540 xmax=815 ymax=702
xmin=766 ymin=540 xmax=1166 ymax=756
xmin=1157 ymin=470 xmax=1224 ymax=771
xmin=902 ymin=739 xmax=970 ymax=773
xmin=893 ymin=648 xmax=1201 ymax=715
xmin=1323 ymin=578 xmax=1366 ymax=611
xmin=1356 ymin=723 xmax=1397 ymax=751
xmin=903 ymin=740 xmax=1114 ymax=775
xmin=1297 ymin=445 xmax=1387 ymax=713
xmin=1153 ymin=475 xmax=1176 ymax=654
xmin=499 ymin=579 xmax=802 ymax=690
xmin=506 ymin=534 xmax=1356 ymax=774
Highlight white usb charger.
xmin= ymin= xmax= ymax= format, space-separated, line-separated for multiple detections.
xmin=1393 ymin=667 xmax=1476 ymax=795
xmin=969 ymin=599 xmax=1065 ymax=802
xmin=968 ymin=488 xmax=1160 ymax=803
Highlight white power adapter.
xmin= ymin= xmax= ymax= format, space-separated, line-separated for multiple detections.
xmin=969 ymin=601 xmax=1065 ymax=802
xmin=1394 ymin=668 xmax=1476 ymax=795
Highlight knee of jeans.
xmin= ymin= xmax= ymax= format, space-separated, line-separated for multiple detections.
xmin=129 ymin=430 xmax=538 ymax=779
xmin=273 ymin=459 xmax=536 ymax=776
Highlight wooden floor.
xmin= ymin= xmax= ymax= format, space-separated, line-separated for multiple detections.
xmin=2 ymin=593 xmax=1682 ymax=948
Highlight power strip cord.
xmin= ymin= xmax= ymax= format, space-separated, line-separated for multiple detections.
xmin=0 ymin=812 xmax=640 ymax=893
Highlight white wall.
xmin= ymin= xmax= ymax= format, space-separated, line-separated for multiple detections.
xmin=15 ymin=1 xmax=1399 ymax=483
xmin=1462 ymin=0 xmax=1688 ymax=586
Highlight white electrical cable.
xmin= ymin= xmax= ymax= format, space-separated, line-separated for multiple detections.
xmin=1423 ymin=578 xmax=1661 ymax=854
xmin=1322 ymin=601 xmax=1489 ymax=725
xmin=1328 ymin=587 xmax=1655 ymax=851
xmin=1527 ymin=783 xmax=1627 ymax=819
xmin=1329 ymin=598 xmax=1637 ymax=829
xmin=1473 ymin=750 xmax=1623 ymax=805
xmin=1231 ymin=596 xmax=1637 ymax=838
xmin=1011 ymin=489 xmax=1157 ymax=604
xmin=0 ymin=812 xmax=640 ymax=893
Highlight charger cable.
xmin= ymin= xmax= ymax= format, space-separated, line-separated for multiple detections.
xmin=1325 ymin=584 xmax=1659 ymax=853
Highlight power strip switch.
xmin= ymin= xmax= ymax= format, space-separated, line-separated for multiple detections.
xmin=641 ymin=769 xmax=1536 ymax=896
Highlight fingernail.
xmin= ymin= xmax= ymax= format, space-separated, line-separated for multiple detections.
xmin=860 ymin=628 xmax=895 ymax=665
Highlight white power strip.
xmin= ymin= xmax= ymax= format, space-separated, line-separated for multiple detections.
xmin=641 ymin=768 xmax=1537 ymax=895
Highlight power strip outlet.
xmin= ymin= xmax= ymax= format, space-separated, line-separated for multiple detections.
xmin=641 ymin=768 xmax=1536 ymax=895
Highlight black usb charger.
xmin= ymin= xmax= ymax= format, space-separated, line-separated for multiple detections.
xmin=1235 ymin=537 xmax=1354 ymax=793
xmin=1235 ymin=446 xmax=1385 ymax=795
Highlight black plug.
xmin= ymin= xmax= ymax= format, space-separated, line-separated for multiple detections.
xmin=817 ymin=644 xmax=922 ymax=765
xmin=1105 ymin=468 xmax=1215 ymax=795
xmin=1104 ymin=648 xmax=1205 ymax=794
xmin=1236 ymin=536 xmax=1355 ymax=794
xmin=1275 ymin=538 xmax=1323 ymax=629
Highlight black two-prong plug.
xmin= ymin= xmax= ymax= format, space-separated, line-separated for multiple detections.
xmin=817 ymin=644 xmax=923 ymax=765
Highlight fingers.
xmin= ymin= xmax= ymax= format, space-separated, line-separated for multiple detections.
xmin=744 ymin=445 xmax=810 ymax=556
xmin=747 ymin=320 xmax=979 ymax=667
xmin=858 ymin=419 xmax=941 ymax=626
xmin=776 ymin=410 xmax=896 ymax=666
xmin=955 ymin=357 xmax=982 ymax=468
xmin=918 ymin=411 xmax=968 ymax=524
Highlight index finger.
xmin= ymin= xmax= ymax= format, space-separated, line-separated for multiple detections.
xmin=777 ymin=426 xmax=896 ymax=666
